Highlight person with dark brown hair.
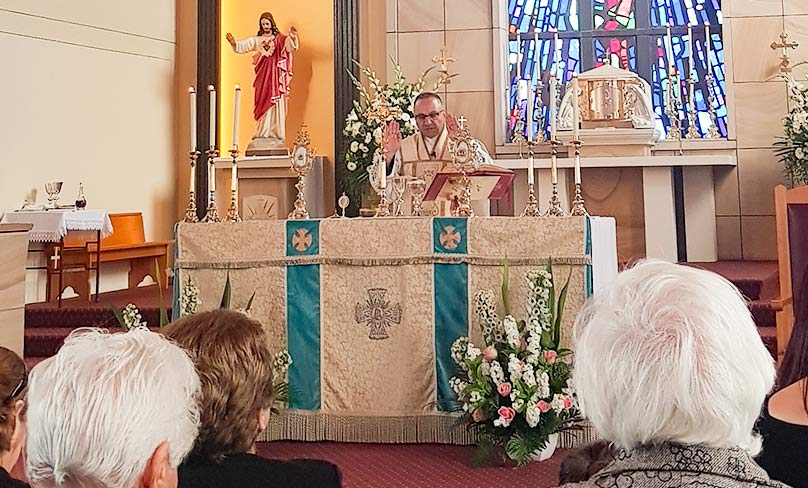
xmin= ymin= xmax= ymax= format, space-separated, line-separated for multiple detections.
xmin=757 ymin=270 xmax=808 ymax=487
xmin=0 ymin=347 xmax=28 ymax=488
xmin=164 ymin=309 xmax=341 ymax=488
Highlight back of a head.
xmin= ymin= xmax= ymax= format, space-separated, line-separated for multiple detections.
xmin=573 ymin=260 xmax=775 ymax=454
xmin=162 ymin=309 xmax=274 ymax=463
xmin=0 ymin=347 xmax=27 ymax=454
xmin=26 ymin=328 xmax=200 ymax=488
xmin=558 ymin=440 xmax=615 ymax=484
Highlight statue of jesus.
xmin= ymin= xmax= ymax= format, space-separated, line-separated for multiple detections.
xmin=226 ymin=12 xmax=299 ymax=155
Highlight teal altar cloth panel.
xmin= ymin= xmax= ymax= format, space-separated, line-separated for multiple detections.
xmin=174 ymin=217 xmax=611 ymax=445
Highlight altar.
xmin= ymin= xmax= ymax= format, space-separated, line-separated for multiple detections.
xmin=174 ymin=216 xmax=616 ymax=446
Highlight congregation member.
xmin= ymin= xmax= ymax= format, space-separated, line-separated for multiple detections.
xmin=561 ymin=260 xmax=787 ymax=488
xmin=557 ymin=441 xmax=615 ymax=485
xmin=26 ymin=328 xmax=200 ymax=488
xmin=163 ymin=310 xmax=341 ymax=488
xmin=0 ymin=348 xmax=28 ymax=488
xmin=756 ymin=273 xmax=808 ymax=488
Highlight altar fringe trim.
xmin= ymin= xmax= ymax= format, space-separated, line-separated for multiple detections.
xmin=178 ymin=255 xmax=591 ymax=270
xmin=260 ymin=411 xmax=598 ymax=448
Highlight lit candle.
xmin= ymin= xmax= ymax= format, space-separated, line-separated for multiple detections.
xmin=550 ymin=75 xmax=558 ymax=141
xmin=572 ymin=75 xmax=580 ymax=141
xmin=208 ymin=85 xmax=216 ymax=149
xmin=231 ymin=160 xmax=238 ymax=192
xmin=528 ymin=153 xmax=535 ymax=186
xmin=574 ymin=151 xmax=582 ymax=185
xmin=232 ymin=85 xmax=241 ymax=150
xmin=551 ymin=151 xmax=558 ymax=185
xmin=189 ymin=87 xmax=197 ymax=151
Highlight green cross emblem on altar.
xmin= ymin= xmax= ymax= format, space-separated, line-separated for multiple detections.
xmin=355 ymin=288 xmax=402 ymax=340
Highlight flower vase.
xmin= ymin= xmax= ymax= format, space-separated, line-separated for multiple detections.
xmin=528 ymin=433 xmax=559 ymax=462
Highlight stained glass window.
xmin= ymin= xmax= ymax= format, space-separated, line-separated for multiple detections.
xmin=507 ymin=0 xmax=726 ymax=140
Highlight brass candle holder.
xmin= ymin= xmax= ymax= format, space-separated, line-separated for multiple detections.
xmin=570 ymin=140 xmax=588 ymax=216
xmin=364 ymin=94 xmax=400 ymax=218
xmin=704 ymin=72 xmax=721 ymax=139
xmin=202 ymin=147 xmax=221 ymax=222
xmin=685 ymin=75 xmax=700 ymax=139
xmin=226 ymin=147 xmax=242 ymax=222
xmin=288 ymin=127 xmax=315 ymax=220
xmin=519 ymin=135 xmax=541 ymax=218
xmin=448 ymin=116 xmax=477 ymax=218
xmin=665 ymin=70 xmax=682 ymax=141
xmin=546 ymin=139 xmax=566 ymax=217
xmin=184 ymin=150 xmax=200 ymax=223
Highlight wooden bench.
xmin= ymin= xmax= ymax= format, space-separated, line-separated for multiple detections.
xmin=47 ymin=212 xmax=172 ymax=301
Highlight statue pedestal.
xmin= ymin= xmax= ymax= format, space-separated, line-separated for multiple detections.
xmin=214 ymin=155 xmax=327 ymax=219
xmin=246 ymin=137 xmax=291 ymax=157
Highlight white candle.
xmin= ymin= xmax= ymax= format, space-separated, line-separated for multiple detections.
xmin=208 ymin=85 xmax=216 ymax=149
xmin=665 ymin=25 xmax=674 ymax=71
xmin=551 ymin=151 xmax=558 ymax=185
xmin=574 ymin=152 xmax=581 ymax=185
xmin=231 ymin=160 xmax=238 ymax=192
xmin=190 ymin=158 xmax=196 ymax=194
xmin=554 ymin=31 xmax=561 ymax=79
xmin=687 ymin=24 xmax=693 ymax=80
xmin=209 ymin=157 xmax=216 ymax=193
xmin=232 ymin=85 xmax=241 ymax=150
xmin=550 ymin=75 xmax=557 ymax=141
xmin=528 ymin=153 xmax=535 ymax=186
xmin=704 ymin=22 xmax=711 ymax=65
xmin=572 ymin=75 xmax=580 ymax=140
xmin=379 ymin=150 xmax=387 ymax=190
xmin=189 ymin=87 xmax=197 ymax=151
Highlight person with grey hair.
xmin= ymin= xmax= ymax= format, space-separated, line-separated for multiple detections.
xmin=561 ymin=260 xmax=788 ymax=488
xmin=25 ymin=328 xmax=200 ymax=488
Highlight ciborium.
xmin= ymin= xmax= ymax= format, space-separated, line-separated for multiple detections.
xmin=407 ymin=179 xmax=427 ymax=217
xmin=288 ymin=127 xmax=315 ymax=220
xmin=44 ymin=182 xmax=63 ymax=209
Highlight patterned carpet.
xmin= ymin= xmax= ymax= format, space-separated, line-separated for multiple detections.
xmin=257 ymin=442 xmax=566 ymax=488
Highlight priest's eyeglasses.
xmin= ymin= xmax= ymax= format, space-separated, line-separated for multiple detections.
xmin=6 ymin=366 xmax=27 ymax=401
xmin=414 ymin=111 xmax=443 ymax=122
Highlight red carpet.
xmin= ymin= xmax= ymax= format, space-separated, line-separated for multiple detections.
xmin=257 ymin=442 xmax=565 ymax=488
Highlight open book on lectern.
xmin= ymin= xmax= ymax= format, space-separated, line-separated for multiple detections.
xmin=423 ymin=164 xmax=515 ymax=202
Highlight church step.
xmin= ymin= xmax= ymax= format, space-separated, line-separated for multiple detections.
xmin=25 ymin=305 xmax=166 ymax=329
xmin=25 ymin=326 xmax=162 ymax=358
xmin=750 ymin=300 xmax=777 ymax=329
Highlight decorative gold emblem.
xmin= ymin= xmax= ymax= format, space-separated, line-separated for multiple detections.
xmin=291 ymin=228 xmax=313 ymax=253
xmin=355 ymin=288 xmax=402 ymax=340
xmin=439 ymin=225 xmax=462 ymax=251
xmin=288 ymin=127 xmax=316 ymax=220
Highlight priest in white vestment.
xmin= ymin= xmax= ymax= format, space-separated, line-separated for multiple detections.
xmin=383 ymin=92 xmax=494 ymax=216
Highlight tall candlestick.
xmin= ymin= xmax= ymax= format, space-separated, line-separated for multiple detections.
xmin=189 ymin=87 xmax=197 ymax=151
xmin=190 ymin=156 xmax=196 ymax=192
xmin=208 ymin=85 xmax=216 ymax=149
xmin=231 ymin=160 xmax=238 ymax=191
xmin=550 ymin=75 xmax=557 ymax=141
xmin=528 ymin=153 xmax=535 ymax=186
xmin=379 ymin=151 xmax=387 ymax=190
xmin=554 ymin=30 xmax=561 ymax=79
xmin=209 ymin=157 xmax=216 ymax=193
xmin=232 ymin=85 xmax=241 ymax=150
xmin=574 ymin=151 xmax=581 ymax=185
xmin=516 ymin=32 xmax=522 ymax=80
xmin=572 ymin=75 xmax=580 ymax=141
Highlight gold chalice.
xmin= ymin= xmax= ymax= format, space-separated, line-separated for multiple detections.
xmin=407 ymin=178 xmax=427 ymax=217
xmin=44 ymin=182 xmax=63 ymax=209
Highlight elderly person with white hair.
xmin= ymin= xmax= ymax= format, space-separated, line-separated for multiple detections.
xmin=25 ymin=328 xmax=200 ymax=488
xmin=561 ymin=260 xmax=788 ymax=488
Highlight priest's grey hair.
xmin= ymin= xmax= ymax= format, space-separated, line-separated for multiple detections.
xmin=572 ymin=259 xmax=774 ymax=455
xmin=26 ymin=327 xmax=200 ymax=488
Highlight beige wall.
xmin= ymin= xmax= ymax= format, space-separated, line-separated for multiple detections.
xmin=0 ymin=0 xmax=179 ymax=241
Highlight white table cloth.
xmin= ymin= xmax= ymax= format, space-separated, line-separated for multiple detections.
xmin=1 ymin=209 xmax=114 ymax=242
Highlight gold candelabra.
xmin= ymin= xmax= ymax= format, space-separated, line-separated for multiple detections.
xmin=570 ymin=140 xmax=588 ymax=216
xmin=289 ymin=127 xmax=315 ymax=220
xmin=364 ymin=94 xmax=401 ymax=218
xmin=226 ymin=147 xmax=241 ymax=222
xmin=184 ymin=150 xmax=200 ymax=222
xmin=517 ymin=129 xmax=541 ymax=217
xmin=202 ymin=147 xmax=221 ymax=222
xmin=685 ymin=74 xmax=700 ymax=139
xmin=665 ymin=70 xmax=682 ymax=141
xmin=704 ymin=72 xmax=721 ymax=139
xmin=546 ymin=139 xmax=566 ymax=217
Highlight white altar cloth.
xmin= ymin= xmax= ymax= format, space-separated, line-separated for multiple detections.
xmin=1 ymin=210 xmax=114 ymax=243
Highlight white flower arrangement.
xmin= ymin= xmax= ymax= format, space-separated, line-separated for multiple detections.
xmin=450 ymin=261 xmax=579 ymax=467
xmin=120 ymin=303 xmax=146 ymax=331
xmin=775 ymin=71 xmax=808 ymax=185
xmin=180 ymin=276 xmax=201 ymax=317
xmin=341 ymin=61 xmax=444 ymax=201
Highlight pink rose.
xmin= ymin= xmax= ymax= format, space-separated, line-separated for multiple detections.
xmin=537 ymin=400 xmax=550 ymax=413
xmin=472 ymin=408 xmax=485 ymax=422
xmin=497 ymin=382 xmax=513 ymax=397
xmin=498 ymin=406 xmax=515 ymax=422
xmin=544 ymin=350 xmax=558 ymax=364
xmin=483 ymin=346 xmax=498 ymax=362
xmin=563 ymin=396 xmax=574 ymax=409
